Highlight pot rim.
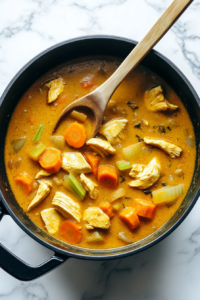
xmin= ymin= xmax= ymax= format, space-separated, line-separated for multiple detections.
xmin=1 ymin=35 xmax=200 ymax=260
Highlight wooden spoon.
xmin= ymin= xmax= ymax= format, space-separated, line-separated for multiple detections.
xmin=54 ymin=0 xmax=193 ymax=136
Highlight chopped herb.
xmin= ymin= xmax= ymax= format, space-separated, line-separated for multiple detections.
xmin=125 ymin=197 xmax=131 ymax=199
xmin=126 ymin=101 xmax=138 ymax=110
xmin=143 ymin=189 xmax=152 ymax=197
xmin=153 ymin=125 xmax=165 ymax=133
xmin=119 ymin=175 xmax=126 ymax=183
xmin=123 ymin=203 xmax=125 ymax=209
xmin=134 ymin=122 xmax=141 ymax=129
xmin=136 ymin=135 xmax=144 ymax=142
xmin=167 ymin=126 xmax=171 ymax=131
xmin=162 ymin=183 xmax=167 ymax=187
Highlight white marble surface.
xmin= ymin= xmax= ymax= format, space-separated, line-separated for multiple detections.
xmin=0 ymin=0 xmax=200 ymax=299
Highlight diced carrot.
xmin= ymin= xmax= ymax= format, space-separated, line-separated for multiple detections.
xmin=119 ymin=207 xmax=140 ymax=230
xmin=60 ymin=220 xmax=82 ymax=244
xmin=59 ymin=95 xmax=67 ymax=105
xmin=28 ymin=113 xmax=34 ymax=125
xmin=64 ymin=122 xmax=86 ymax=148
xmin=98 ymin=165 xmax=118 ymax=189
xmin=85 ymin=152 xmax=99 ymax=177
xmin=80 ymin=75 xmax=94 ymax=89
xmin=39 ymin=147 xmax=62 ymax=173
xmin=14 ymin=171 xmax=33 ymax=195
xmin=133 ymin=199 xmax=156 ymax=219
xmin=99 ymin=202 xmax=114 ymax=218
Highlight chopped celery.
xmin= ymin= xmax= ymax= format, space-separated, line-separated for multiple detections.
xmin=11 ymin=137 xmax=26 ymax=153
xmin=63 ymin=173 xmax=86 ymax=201
xmin=110 ymin=188 xmax=125 ymax=202
xmin=71 ymin=110 xmax=87 ymax=122
xmin=32 ymin=124 xmax=44 ymax=142
xmin=152 ymin=184 xmax=184 ymax=205
xmin=90 ymin=145 xmax=105 ymax=158
xmin=29 ymin=142 xmax=46 ymax=160
xmin=86 ymin=231 xmax=104 ymax=243
xmin=50 ymin=136 xmax=65 ymax=150
xmin=123 ymin=142 xmax=143 ymax=161
xmin=116 ymin=160 xmax=132 ymax=171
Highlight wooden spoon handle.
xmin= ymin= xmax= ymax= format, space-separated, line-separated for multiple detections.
xmin=99 ymin=0 xmax=193 ymax=101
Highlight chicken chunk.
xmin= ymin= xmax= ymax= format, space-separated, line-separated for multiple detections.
xmin=80 ymin=174 xmax=99 ymax=199
xmin=27 ymin=180 xmax=52 ymax=212
xmin=129 ymin=158 xmax=161 ymax=189
xmin=41 ymin=208 xmax=62 ymax=234
xmin=129 ymin=164 xmax=145 ymax=177
xmin=52 ymin=191 xmax=81 ymax=222
xmin=144 ymin=137 xmax=182 ymax=158
xmin=83 ymin=207 xmax=110 ymax=230
xmin=86 ymin=138 xmax=116 ymax=158
xmin=46 ymin=78 xmax=64 ymax=103
xmin=99 ymin=118 xmax=128 ymax=144
xmin=62 ymin=152 xmax=91 ymax=174
xmin=35 ymin=170 xmax=51 ymax=179
xmin=145 ymin=85 xmax=178 ymax=112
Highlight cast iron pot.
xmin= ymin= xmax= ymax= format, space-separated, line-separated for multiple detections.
xmin=0 ymin=36 xmax=200 ymax=281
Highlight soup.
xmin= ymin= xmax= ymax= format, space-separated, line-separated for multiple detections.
xmin=4 ymin=57 xmax=196 ymax=249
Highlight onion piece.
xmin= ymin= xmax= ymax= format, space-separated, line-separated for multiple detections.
xmin=168 ymin=119 xmax=179 ymax=129
xmin=86 ymin=231 xmax=104 ymax=243
xmin=186 ymin=136 xmax=195 ymax=148
xmin=152 ymin=184 xmax=184 ymax=205
xmin=11 ymin=137 xmax=26 ymax=153
xmin=116 ymin=160 xmax=132 ymax=171
xmin=110 ymin=188 xmax=125 ymax=202
xmin=123 ymin=142 xmax=143 ymax=161
xmin=71 ymin=110 xmax=87 ymax=122
xmin=118 ymin=232 xmax=134 ymax=244
xmin=51 ymin=136 xmax=65 ymax=150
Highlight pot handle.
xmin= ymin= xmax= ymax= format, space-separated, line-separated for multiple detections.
xmin=0 ymin=200 xmax=68 ymax=281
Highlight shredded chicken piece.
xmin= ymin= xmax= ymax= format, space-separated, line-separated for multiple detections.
xmin=129 ymin=158 xmax=161 ymax=189
xmin=145 ymin=85 xmax=178 ymax=112
xmin=144 ymin=137 xmax=182 ymax=158
xmin=35 ymin=170 xmax=51 ymax=179
xmin=86 ymin=138 xmax=116 ymax=156
xmin=41 ymin=208 xmax=62 ymax=234
xmin=46 ymin=78 xmax=64 ymax=103
xmin=83 ymin=207 xmax=110 ymax=230
xmin=52 ymin=191 xmax=81 ymax=222
xmin=27 ymin=180 xmax=52 ymax=212
xmin=99 ymin=118 xmax=128 ymax=144
xmin=80 ymin=174 xmax=99 ymax=199
xmin=129 ymin=164 xmax=145 ymax=177
xmin=62 ymin=152 xmax=91 ymax=174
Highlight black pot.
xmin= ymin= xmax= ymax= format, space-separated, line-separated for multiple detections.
xmin=0 ymin=36 xmax=200 ymax=281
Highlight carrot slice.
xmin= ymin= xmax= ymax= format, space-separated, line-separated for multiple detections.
xmin=39 ymin=147 xmax=62 ymax=173
xmin=28 ymin=113 xmax=34 ymax=125
xmin=64 ymin=122 xmax=86 ymax=148
xmin=99 ymin=202 xmax=114 ymax=218
xmin=85 ymin=152 xmax=99 ymax=177
xmin=14 ymin=171 xmax=33 ymax=195
xmin=60 ymin=220 xmax=82 ymax=244
xmin=133 ymin=199 xmax=156 ymax=219
xmin=98 ymin=165 xmax=118 ymax=189
xmin=80 ymin=75 xmax=94 ymax=89
xmin=119 ymin=207 xmax=140 ymax=230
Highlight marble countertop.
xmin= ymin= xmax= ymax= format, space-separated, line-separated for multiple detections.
xmin=0 ymin=0 xmax=200 ymax=299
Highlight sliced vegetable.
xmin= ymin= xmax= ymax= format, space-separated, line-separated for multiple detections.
xmin=60 ymin=220 xmax=82 ymax=244
xmin=133 ymin=199 xmax=156 ymax=219
xmin=39 ymin=147 xmax=62 ymax=173
xmin=118 ymin=232 xmax=134 ymax=243
xmin=186 ymin=136 xmax=195 ymax=148
xmin=174 ymin=169 xmax=183 ymax=177
xmin=14 ymin=172 xmax=33 ymax=195
xmin=64 ymin=122 xmax=86 ymax=148
xmin=86 ymin=231 xmax=104 ymax=243
xmin=71 ymin=110 xmax=87 ymax=122
xmin=85 ymin=152 xmax=99 ymax=177
xmin=116 ymin=160 xmax=132 ymax=171
xmin=50 ymin=135 xmax=65 ymax=150
xmin=80 ymin=75 xmax=94 ymax=89
xmin=98 ymin=165 xmax=118 ymax=189
xmin=99 ymin=202 xmax=114 ymax=218
xmin=113 ymin=201 xmax=123 ymax=211
xmin=152 ymin=184 xmax=185 ymax=205
xmin=32 ymin=124 xmax=44 ymax=142
xmin=110 ymin=188 xmax=125 ymax=202
xmin=29 ymin=142 xmax=46 ymax=161
xmin=119 ymin=207 xmax=140 ymax=230
xmin=123 ymin=142 xmax=143 ymax=161
xmin=63 ymin=173 xmax=86 ymax=201
xmin=11 ymin=137 xmax=26 ymax=153
xmin=168 ymin=119 xmax=179 ymax=129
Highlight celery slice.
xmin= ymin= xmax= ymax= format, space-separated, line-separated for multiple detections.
xmin=110 ymin=188 xmax=125 ymax=202
xmin=123 ymin=142 xmax=143 ymax=161
xmin=116 ymin=160 xmax=132 ymax=171
xmin=32 ymin=124 xmax=44 ymax=142
xmin=63 ymin=173 xmax=86 ymax=201
xmin=86 ymin=231 xmax=104 ymax=243
xmin=29 ymin=142 xmax=46 ymax=160
xmin=152 ymin=184 xmax=184 ymax=205
xmin=71 ymin=110 xmax=87 ymax=122
xmin=50 ymin=136 xmax=65 ymax=150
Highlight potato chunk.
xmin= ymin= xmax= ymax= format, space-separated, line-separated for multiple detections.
xmin=145 ymin=85 xmax=178 ymax=112
xmin=46 ymin=78 xmax=64 ymax=103
xmin=62 ymin=152 xmax=91 ymax=174
xmin=144 ymin=137 xmax=182 ymax=158
xmin=52 ymin=191 xmax=81 ymax=222
xmin=86 ymin=138 xmax=116 ymax=157
xmin=99 ymin=118 xmax=128 ymax=144
xmin=27 ymin=180 xmax=52 ymax=212
xmin=41 ymin=208 xmax=62 ymax=234
xmin=80 ymin=174 xmax=99 ymax=199
xmin=129 ymin=158 xmax=161 ymax=189
xmin=83 ymin=207 xmax=110 ymax=230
